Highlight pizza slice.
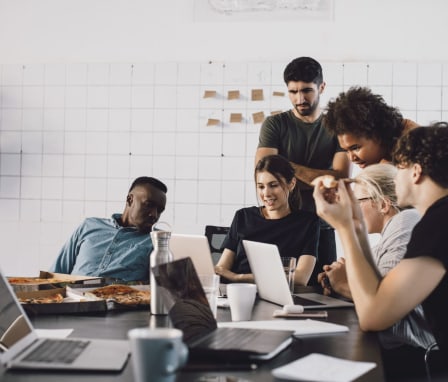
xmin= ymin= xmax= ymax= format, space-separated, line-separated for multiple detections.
xmin=18 ymin=293 xmax=65 ymax=304
xmin=87 ymin=285 xmax=150 ymax=306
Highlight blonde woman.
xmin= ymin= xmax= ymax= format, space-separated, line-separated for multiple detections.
xmin=317 ymin=161 xmax=438 ymax=378
xmin=318 ymin=163 xmax=420 ymax=297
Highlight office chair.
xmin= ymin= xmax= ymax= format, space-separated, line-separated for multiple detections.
xmin=204 ymin=225 xmax=229 ymax=265
xmin=424 ymin=342 xmax=441 ymax=382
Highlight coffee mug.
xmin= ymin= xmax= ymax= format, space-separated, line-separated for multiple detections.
xmin=128 ymin=327 xmax=188 ymax=382
xmin=227 ymin=283 xmax=257 ymax=321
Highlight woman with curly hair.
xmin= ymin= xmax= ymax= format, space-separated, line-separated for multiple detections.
xmin=323 ymin=86 xmax=418 ymax=168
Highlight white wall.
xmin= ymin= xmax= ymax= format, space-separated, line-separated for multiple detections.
xmin=1 ymin=0 xmax=448 ymax=63
xmin=0 ymin=0 xmax=447 ymax=275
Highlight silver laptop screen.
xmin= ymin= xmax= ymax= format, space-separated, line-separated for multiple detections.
xmin=0 ymin=273 xmax=33 ymax=352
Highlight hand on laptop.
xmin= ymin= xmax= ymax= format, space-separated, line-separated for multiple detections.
xmin=317 ymin=258 xmax=352 ymax=300
xmin=317 ymin=271 xmax=332 ymax=296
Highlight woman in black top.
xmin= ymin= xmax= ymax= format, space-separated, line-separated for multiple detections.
xmin=215 ymin=155 xmax=319 ymax=286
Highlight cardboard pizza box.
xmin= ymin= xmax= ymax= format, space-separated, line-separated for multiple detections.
xmin=16 ymin=287 xmax=107 ymax=315
xmin=7 ymin=272 xmax=104 ymax=292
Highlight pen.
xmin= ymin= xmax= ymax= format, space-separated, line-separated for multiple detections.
xmin=323 ymin=275 xmax=332 ymax=290
xmin=183 ymin=363 xmax=258 ymax=371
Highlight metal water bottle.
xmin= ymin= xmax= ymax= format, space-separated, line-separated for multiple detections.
xmin=150 ymin=226 xmax=173 ymax=315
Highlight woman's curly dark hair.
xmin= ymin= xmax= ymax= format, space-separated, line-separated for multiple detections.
xmin=393 ymin=122 xmax=448 ymax=188
xmin=323 ymin=86 xmax=404 ymax=160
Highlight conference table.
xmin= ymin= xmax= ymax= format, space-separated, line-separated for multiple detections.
xmin=0 ymin=291 xmax=388 ymax=382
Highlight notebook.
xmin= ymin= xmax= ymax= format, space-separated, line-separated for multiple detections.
xmin=243 ymin=240 xmax=354 ymax=309
xmin=0 ymin=268 xmax=129 ymax=371
xmin=152 ymin=257 xmax=294 ymax=362
xmin=170 ymin=233 xmax=215 ymax=276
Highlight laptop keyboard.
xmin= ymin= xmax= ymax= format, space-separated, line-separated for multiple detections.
xmin=23 ymin=339 xmax=90 ymax=364
xmin=199 ymin=328 xmax=260 ymax=349
xmin=292 ymin=295 xmax=325 ymax=306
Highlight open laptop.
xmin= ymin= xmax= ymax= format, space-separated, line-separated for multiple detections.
xmin=170 ymin=233 xmax=215 ymax=276
xmin=243 ymin=240 xmax=354 ymax=309
xmin=0 ymin=268 xmax=129 ymax=371
xmin=152 ymin=257 xmax=293 ymax=362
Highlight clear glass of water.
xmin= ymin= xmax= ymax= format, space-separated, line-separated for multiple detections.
xmin=281 ymin=257 xmax=297 ymax=293
xmin=198 ymin=274 xmax=220 ymax=318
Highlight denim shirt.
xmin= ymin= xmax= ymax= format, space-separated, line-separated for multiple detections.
xmin=50 ymin=214 xmax=153 ymax=282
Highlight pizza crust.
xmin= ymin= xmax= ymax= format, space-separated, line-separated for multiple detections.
xmin=8 ymin=277 xmax=68 ymax=284
xmin=311 ymin=175 xmax=338 ymax=189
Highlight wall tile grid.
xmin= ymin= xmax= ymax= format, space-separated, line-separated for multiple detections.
xmin=0 ymin=61 xmax=447 ymax=274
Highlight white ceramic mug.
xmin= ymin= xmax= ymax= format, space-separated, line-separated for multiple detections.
xmin=128 ymin=327 xmax=188 ymax=382
xmin=226 ymin=283 xmax=257 ymax=321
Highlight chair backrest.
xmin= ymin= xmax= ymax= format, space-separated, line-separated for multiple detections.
xmin=204 ymin=225 xmax=229 ymax=265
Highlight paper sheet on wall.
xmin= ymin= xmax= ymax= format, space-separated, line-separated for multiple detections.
xmin=218 ymin=319 xmax=348 ymax=336
xmin=272 ymin=353 xmax=376 ymax=382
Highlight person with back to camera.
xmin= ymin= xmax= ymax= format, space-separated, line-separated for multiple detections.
xmin=49 ymin=176 xmax=167 ymax=283
xmin=214 ymin=154 xmax=319 ymax=287
xmin=255 ymin=57 xmax=351 ymax=285
xmin=323 ymin=86 xmax=419 ymax=169
xmin=313 ymin=123 xmax=448 ymax=379
xmin=317 ymin=163 xmax=436 ymax=370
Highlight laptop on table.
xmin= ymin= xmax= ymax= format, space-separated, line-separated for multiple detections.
xmin=0 ymin=268 xmax=129 ymax=371
xmin=152 ymin=257 xmax=294 ymax=362
xmin=170 ymin=234 xmax=216 ymax=276
xmin=243 ymin=240 xmax=354 ymax=309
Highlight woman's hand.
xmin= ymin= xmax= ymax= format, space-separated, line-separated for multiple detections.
xmin=313 ymin=179 xmax=355 ymax=230
xmin=214 ymin=266 xmax=239 ymax=282
xmin=214 ymin=266 xmax=255 ymax=283
xmin=317 ymin=267 xmax=332 ymax=296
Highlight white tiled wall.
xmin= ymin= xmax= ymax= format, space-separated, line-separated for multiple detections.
xmin=1 ymin=61 xmax=447 ymax=275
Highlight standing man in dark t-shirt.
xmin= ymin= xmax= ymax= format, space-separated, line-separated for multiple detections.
xmin=255 ymin=57 xmax=351 ymax=284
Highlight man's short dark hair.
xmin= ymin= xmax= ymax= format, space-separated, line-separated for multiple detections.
xmin=129 ymin=177 xmax=168 ymax=193
xmin=393 ymin=122 xmax=448 ymax=188
xmin=323 ymin=86 xmax=404 ymax=160
xmin=283 ymin=57 xmax=323 ymax=85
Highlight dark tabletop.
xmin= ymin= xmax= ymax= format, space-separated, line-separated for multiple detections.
xmin=0 ymin=293 xmax=387 ymax=382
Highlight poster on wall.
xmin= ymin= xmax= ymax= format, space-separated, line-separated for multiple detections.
xmin=194 ymin=0 xmax=334 ymax=22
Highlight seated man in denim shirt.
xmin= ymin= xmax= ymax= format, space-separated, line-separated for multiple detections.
xmin=49 ymin=176 xmax=167 ymax=282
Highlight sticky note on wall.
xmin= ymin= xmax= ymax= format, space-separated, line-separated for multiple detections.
xmin=207 ymin=118 xmax=220 ymax=126
xmin=273 ymin=91 xmax=285 ymax=97
xmin=203 ymin=90 xmax=217 ymax=98
xmin=230 ymin=113 xmax=243 ymax=123
xmin=251 ymin=89 xmax=264 ymax=101
xmin=252 ymin=112 xmax=265 ymax=124
xmin=227 ymin=90 xmax=240 ymax=100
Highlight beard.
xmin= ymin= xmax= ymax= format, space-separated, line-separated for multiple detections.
xmin=294 ymin=94 xmax=320 ymax=117
xmin=134 ymin=217 xmax=156 ymax=234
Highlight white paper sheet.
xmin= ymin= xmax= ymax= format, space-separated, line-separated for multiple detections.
xmin=218 ymin=319 xmax=348 ymax=336
xmin=217 ymin=297 xmax=229 ymax=308
xmin=272 ymin=353 xmax=376 ymax=382
xmin=35 ymin=329 xmax=73 ymax=338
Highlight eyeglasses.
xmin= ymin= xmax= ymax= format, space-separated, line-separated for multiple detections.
xmin=357 ymin=197 xmax=373 ymax=203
